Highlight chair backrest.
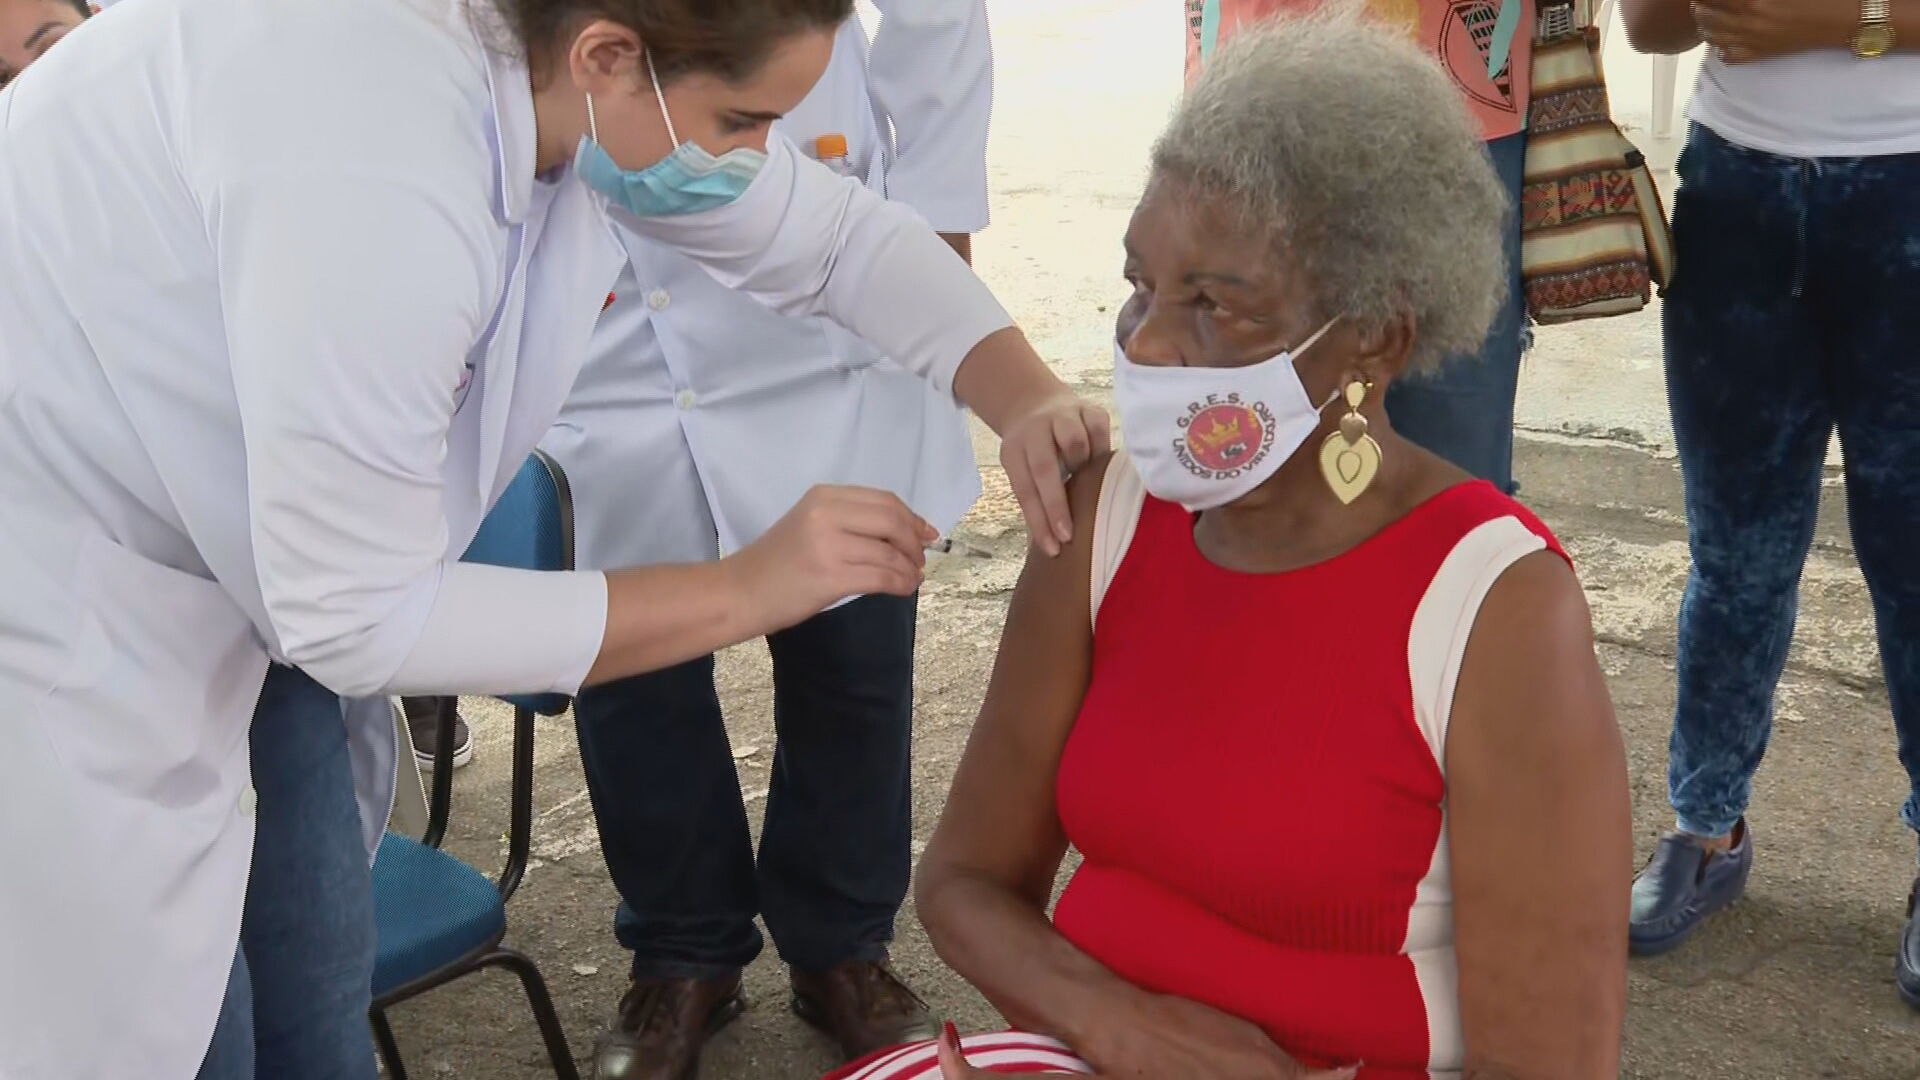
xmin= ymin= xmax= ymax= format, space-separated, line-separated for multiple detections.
xmin=461 ymin=450 xmax=575 ymax=717
xmin=420 ymin=450 xmax=576 ymax=901
xmin=466 ymin=450 xmax=575 ymax=574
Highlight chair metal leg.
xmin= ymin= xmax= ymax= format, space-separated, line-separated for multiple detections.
xmin=370 ymin=1007 xmax=409 ymax=1080
xmin=422 ymin=697 xmax=458 ymax=849
xmin=478 ymin=948 xmax=580 ymax=1080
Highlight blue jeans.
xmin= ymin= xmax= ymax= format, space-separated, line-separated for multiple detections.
xmin=198 ymin=665 xmax=378 ymax=1079
xmin=1663 ymin=123 xmax=1920 ymax=844
xmin=573 ymin=592 xmax=918 ymax=978
xmin=1386 ymin=131 xmax=1530 ymax=494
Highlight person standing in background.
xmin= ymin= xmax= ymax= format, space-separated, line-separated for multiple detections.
xmin=538 ymin=5 xmax=991 ymax=1078
xmin=1185 ymin=0 xmax=1533 ymax=494
xmin=1617 ymin=0 xmax=1920 ymax=1008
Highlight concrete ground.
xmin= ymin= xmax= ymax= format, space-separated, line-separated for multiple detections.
xmin=384 ymin=3 xmax=1920 ymax=1076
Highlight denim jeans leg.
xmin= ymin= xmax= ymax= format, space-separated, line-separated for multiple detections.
xmin=1663 ymin=126 xmax=1834 ymax=838
xmin=757 ymin=593 xmax=918 ymax=973
xmin=575 ymin=655 xmax=764 ymax=979
xmin=1385 ymin=130 xmax=1528 ymax=493
xmin=1812 ymin=147 xmax=1920 ymax=852
xmin=195 ymin=949 xmax=255 ymax=1080
xmin=241 ymin=664 xmax=378 ymax=1080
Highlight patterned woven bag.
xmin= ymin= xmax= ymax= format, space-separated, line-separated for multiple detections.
xmin=1521 ymin=8 xmax=1675 ymax=323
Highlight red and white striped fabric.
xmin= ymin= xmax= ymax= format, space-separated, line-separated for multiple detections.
xmin=823 ymin=1032 xmax=1093 ymax=1079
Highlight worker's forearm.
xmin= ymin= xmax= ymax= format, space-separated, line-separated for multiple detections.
xmin=951 ymin=326 xmax=1074 ymax=437
xmin=917 ymin=868 xmax=1149 ymax=1060
xmin=375 ymin=562 xmax=608 ymax=699
xmin=1619 ymin=0 xmax=1703 ymax=53
xmin=583 ymin=561 xmax=760 ymax=686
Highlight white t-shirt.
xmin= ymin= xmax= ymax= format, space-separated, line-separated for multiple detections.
xmin=1691 ymin=49 xmax=1920 ymax=157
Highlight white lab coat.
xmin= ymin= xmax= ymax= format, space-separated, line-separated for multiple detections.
xmin=543 ymin=6 xmax=991 ymax=569
xmin=0 ymin=0 xmax=1009 ymax=1074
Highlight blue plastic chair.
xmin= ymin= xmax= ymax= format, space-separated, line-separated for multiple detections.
xmin=368 ymin=449 xmax=581 ymax=1080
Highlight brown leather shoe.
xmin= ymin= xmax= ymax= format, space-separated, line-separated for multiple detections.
xmin=790 ymin=955 xmax=939 ymax=1063
xmin=591 ymin=973 xmax=746 ymax=1080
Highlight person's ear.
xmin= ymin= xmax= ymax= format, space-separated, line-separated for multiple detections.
xmin=566 ymin=19 xmax=645 ymax=95
xmin=1350 ymin=310 xmax=1415 ymax=387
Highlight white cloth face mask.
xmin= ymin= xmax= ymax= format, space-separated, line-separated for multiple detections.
xmin=1112 ymin=320 xmax=1338 ymax=511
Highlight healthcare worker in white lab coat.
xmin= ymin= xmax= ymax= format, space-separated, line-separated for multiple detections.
xmin=536 ymin=7 xmax=988 ymax=1075
xmin=0 ymin=0 xmax=1108 ymax=1076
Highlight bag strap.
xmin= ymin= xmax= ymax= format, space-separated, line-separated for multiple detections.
xmin=1197 ymin=0 xmax=1223 ymax=64
xmin=1089 ymin=451 xmax=1148 ymax=632
xmin=1487 ymin=0 xmax=1525 ymax=78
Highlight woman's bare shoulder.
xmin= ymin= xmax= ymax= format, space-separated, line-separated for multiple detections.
xmin=1067 ymin=452 xmax=1120 ymax=526
xmin=1011 ymin=451 xmax=1120 ymax=596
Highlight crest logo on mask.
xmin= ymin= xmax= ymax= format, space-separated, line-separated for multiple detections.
xmin=1177 ymin=397 xmax=1277 ymax=479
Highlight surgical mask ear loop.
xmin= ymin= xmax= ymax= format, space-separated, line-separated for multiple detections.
xmin=1291 ymin=317 xmax=1338 ymax=360
xmin=644 ymin=50 xmax=679 ymax=145
xmin=586 ymin=50 xmax=675 ymax=149
xmin=1293 ymin=317 xmax=1342 ymax=412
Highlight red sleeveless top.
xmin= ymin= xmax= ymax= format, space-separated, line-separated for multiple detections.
xmin=1051 ymin=481 xmax=1566 ymax=1078
xmin=820 ymin=480 xmax=1570 ymax=1080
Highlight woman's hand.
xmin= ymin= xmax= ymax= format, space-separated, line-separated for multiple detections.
xmin=996 ymin=389 xmax=1111 ymax=557
xmin=587 ymin=486 xmax=932 ymax=685
xmin=723 ymin=485 xmax=935 ymax=631
xmin=935 ymin=1023 xmax=1098 ymax=1079
xmin=1083 ymin=995 xmax=1358 ymax=1080
xmin=949 ymin=327 xmax=1112 ymax=558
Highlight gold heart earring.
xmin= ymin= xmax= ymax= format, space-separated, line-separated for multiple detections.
xmin=1318 ymin=378 xmax=1382 ymax=505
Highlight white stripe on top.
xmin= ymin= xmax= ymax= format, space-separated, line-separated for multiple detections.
xmin=1402 ymin=515 xmax=1549 ymax=1078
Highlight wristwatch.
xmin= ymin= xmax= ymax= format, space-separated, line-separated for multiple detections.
xmin=1853 ymin=0 xmax=1895 ymax=58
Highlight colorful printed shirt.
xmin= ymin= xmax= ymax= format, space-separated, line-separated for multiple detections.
xmin=1184 ymin=0 xmax=1533 ymax=143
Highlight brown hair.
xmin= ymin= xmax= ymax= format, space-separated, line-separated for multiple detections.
xmin=500 ymin=0 xmax=854 ymax=84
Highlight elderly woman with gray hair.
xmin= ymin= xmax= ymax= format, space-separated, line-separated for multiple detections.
xmin=824 ymin=12 xmax=1631 ymax=1080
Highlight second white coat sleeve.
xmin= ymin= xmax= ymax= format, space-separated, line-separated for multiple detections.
xmin=865 ymin=0 xmax=994 ymax=233
xmin=610 ymin=137 xmax=1013 ymax=399
xmin=209 ymin=163 xmax=607 ymax=700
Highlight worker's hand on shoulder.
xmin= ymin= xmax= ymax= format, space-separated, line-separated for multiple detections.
xmin=999 ymin=389 xmax=1113 ymax=558
xmin=725 ymin=485 xmax=938 ymax=631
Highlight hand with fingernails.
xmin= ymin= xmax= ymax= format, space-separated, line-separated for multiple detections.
xmin=995 ymin=390 xmax=1111 ymax=558
xmin=726 ymin=485 xmax=937 ymax=629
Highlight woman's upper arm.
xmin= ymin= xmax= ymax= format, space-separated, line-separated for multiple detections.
xmin=193 ymin=47 xmax=499 ymax=691
xmin=212 ymin=163 xmax=496 ymax=692
xmin=1445 ymin=550 xmax=1630 ymax=1080
xmin=921 ymin=455 xmax=1111 ymax=907
xmin=610 ymin=136 xmax=1011 ymax=397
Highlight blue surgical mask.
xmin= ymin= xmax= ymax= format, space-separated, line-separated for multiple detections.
xmin=574 ymin=51 xmax=767 ymax=217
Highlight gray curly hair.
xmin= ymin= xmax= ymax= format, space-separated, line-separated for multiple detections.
xmin=1151 ymin=3 xmax=1510 ymax=371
